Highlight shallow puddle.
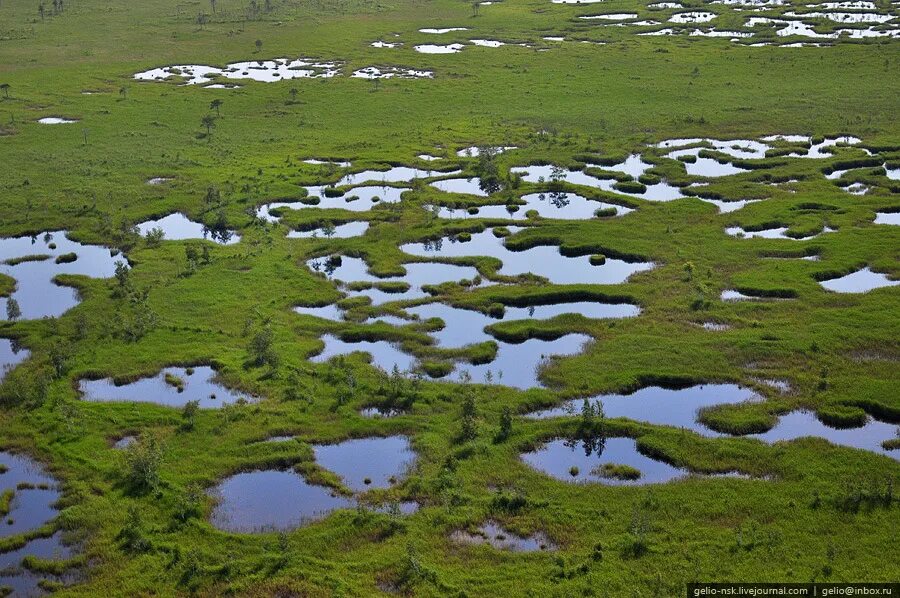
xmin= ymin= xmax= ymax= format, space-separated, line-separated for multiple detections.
xmin=79 ymin=366 xmax=246 ymax=408
xmin=526 ymin=383 xmax=760 ymax=437
xmin=430 ymin=177 xmax=491 ymax=196
xmin=873 ymin=212 xmax=900 ymax=225
xmin=752 ymin=411 xmax=898 ymax=459
xmin=352 ymin=66 xmax=433 ymax=79
xmin=699 ymin=198 xmax=761 ymax=213
xmin=136 ymin=213 xmax=240 ymax=245
xmin=0 ymin=231 xmax=122 ymax=320
xmin=38 ymin=117 xmax=78 ymax=124
xmin=288 ymin=221 xmax=370 ymax=239
xmin=451 ymin=521 xmax=554 ymax=551
xmin=313 ymin=436 xmax=414 ymax=492
xmin=312 ymin=335 xmax=418 ymax=372
xmin=406 ymin=301 xmax=638 ymax=348
xmin=521 ymin=437 xmax=688 ymax=485
xmin=510 ymin=164 xmax=685 ymax=202
xmin=414 ymin=44 xmax=465 ymax=54
xmin=257 ymin=186 xmax=407 ymax=221
xmin=428 ymin=192 xmax=631 ymax=220
xmin=0 ymin=532 xmax=75 ymax=596
xmin=112 ymin=436 xmax=136 ymax=449
xmin=419 ymin=27 xmax=469 ymax=33
xmin=726 ymin=225 xmax=835 ymax=240
xmin=400 ymin=229 xmax=654 ymax=285
xmin=209 ymin=469 xmax=352 ymax=532
xmin=669 ymin=11 xmax=717 ymax=23
xmin=819 ymin=267 xmax=899 ymax=293
xmin=309 ymin=256 xmax=483 ymax=304
xmin=581 ymin=13 xmax=639 ymax=20
xmin=0 ymin=451 xmax=60 ymax=540
xmin=134 ymin=58 xmax=341 ymax=85
xmin=1 ymin=338 xmax=29 ymax=381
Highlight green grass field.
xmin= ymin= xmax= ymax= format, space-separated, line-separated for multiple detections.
xmin=0 ymin=0 xmax=898 ymax=594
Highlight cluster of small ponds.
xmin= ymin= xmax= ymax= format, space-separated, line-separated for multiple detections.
xmin=0 ymin=451 xmax=77 ymax=595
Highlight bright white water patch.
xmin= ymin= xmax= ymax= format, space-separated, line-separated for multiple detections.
xmin=406 ymin=301 xmax=638 ymax=347
xmin=0 ymin=231 xmax=123 ymax=320
xmin=457 ymin=145 xmax=517 ymax=157
xmin=589 ymin=154 xmax=653 ymax=178
xmin=469 ymin=39 xmax=507 ymax=47
xmin=312 ymin=335 xmax=418 ymax=372
xmin=671 ymin=151 xmax=749 ymax=177
xmin=544 ymin=36 xmax=566 ymax=41
xmin=721 ymin=289 xmax=761 ymax=301
xmin=746 ymin=17 xmax=839 ymax=38
xmin=689 ymin=28 xmax=754 ymax=37
xmin=791 ymin=136 xmax=862 ymax=158
xmin=336 ymin=165 xmax=458 ymax=186
xmin=308 ymin=255 xmax=483 ymax=304
xmin=649 ymin=2 xmax=683 ymax=7
xmin=725 ymin=225 xmax=835 ymax=240
xmin=760 ymin=134 xmax=811 ymax=143
xmin=553 ymin=0 xmax=606 ymax=3
xmin=419 ymin=27 xmax=469 ymax=33
xmin=784 ymin=10 xmax=894 ymax=22
xmin=146 ymin=177 xmax=172 ymax=185
xmin=580 ymin=12 xmax=639 ymax=19
xmin=204 ymin=83 xmax=241 ymax=89
xmin=256 ymin=186 xmax=407 ymax=221
xmin=811 ymin=1 xmax=876 ymax=8
xmin=400 ymin=229 xmax=654 ymax=285
xmin=659 ymin=137 xmax=770 ymax=159
xmin=427 ymin=192 xmax=632 ymax=220
xmin=288 ymin=221 xmax=370 ymax=239
xmin=640 ymin=28 xmax=677 ymax=35
xmin=669 ymin=11 xmax=717 ymax=22
xmin=511 ymin=164 xmax=686 ymax=202
xmin=883 ymin=163 xmax=900 ymax=180
xmin=414 ymin=44 xmax=465 ymax=54
xmin=352 ymin=66 xmax=433 ymax=79
xmin=819 ymin=267 xmax=899 ymax=293
xmin=38 ymin=117 xmax=78 ymax=124
xmin=836 ymin=27 xmax=900 ymax=37
xmin=843 ymin=182 xmax=869 ymax=195
xmin=526 ymin=383 xmax=761 ymax=437
xmin=873 ymin=212 xmax=900 ymax=225
xmin=80 ymin=366 xmax=246 ymax=408
xmin=698 ymin=198 xmax=761 ymax=213
xmin=134 ymin=58 xmax=342 ymax=85
xmin=371 ymin=41 xmax=402 ymax=48
xmin=713 ymin=0 xmax=787 ymax=4
xmin=136 ymin=213 xmax=240 ymax=245
xmin=752 ymin=411 xmax=898 ymax=460
xmin=418 ymin=154 xmax=443 ymax=161
xmin=303 ymin=158 xmax=351 ymax=167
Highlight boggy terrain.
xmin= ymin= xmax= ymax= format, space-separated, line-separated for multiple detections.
xmin=0 ymin=0 xmax=898 ymax=595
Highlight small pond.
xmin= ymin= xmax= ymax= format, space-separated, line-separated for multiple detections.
xmin=79 ymin=366 xmax=246 ymax=408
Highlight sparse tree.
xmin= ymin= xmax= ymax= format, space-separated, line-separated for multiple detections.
xmin=210 ymin=0 xmax=217 ymax=13
xmin=288 ymin=87 xmax=298 ymax=102
xmin=472 ymin=1 xmax=479 ymax=16
xmin=495 ymin=406 xmax=513 ymax=442
xmin=201 ymin=114 xmax=216 ymax=140
xmin=39 ymin=2 xmax=45 ymax=21
xmin=119 ymin=86 xmax=127 ymax=99
xmin=5 ymin=297 xmax=21 ymax=321
xmin=0 ymin=83 xmax=9 ymax=99
xmin=209 ymin=98 xmax=222 ymax=116
xmin=255 ymin=39 xmax=262 ymax=53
